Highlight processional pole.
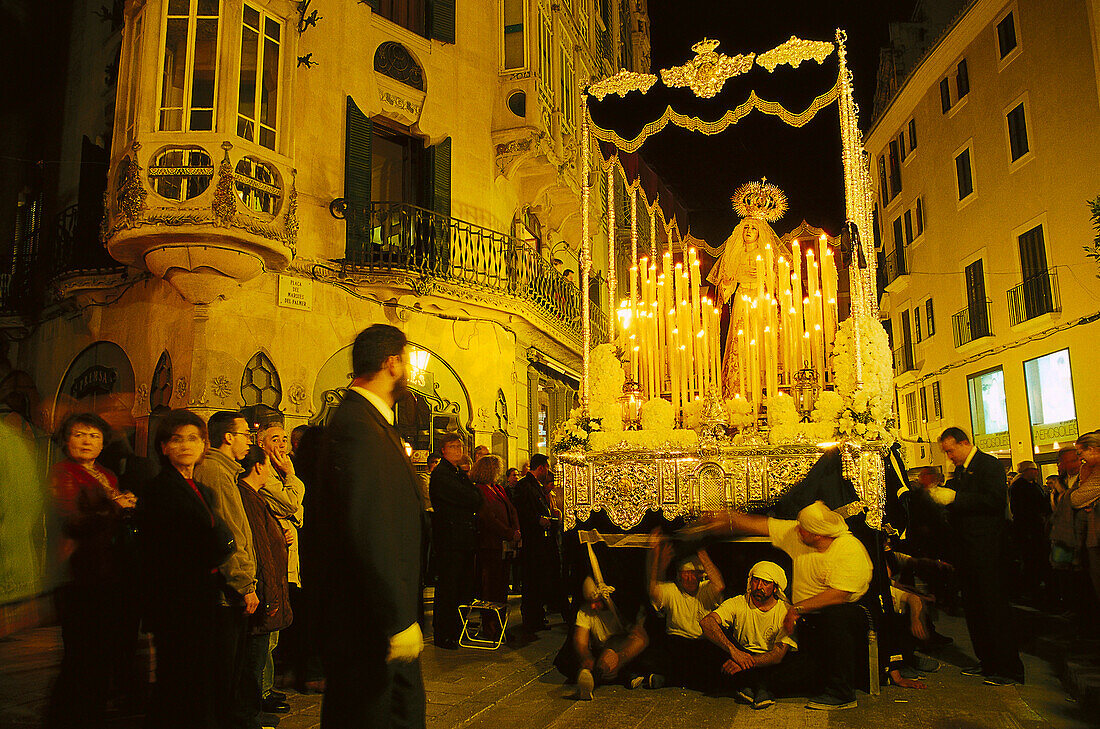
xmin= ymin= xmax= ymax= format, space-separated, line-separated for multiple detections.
xmin=581 ymin=96 xmax=592 ymax=414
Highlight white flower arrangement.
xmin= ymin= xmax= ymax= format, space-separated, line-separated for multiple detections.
xmin=640 ymin=397 xmax=674 ymax=431
xmin=588 ymin=344 xmax=625 ymax=433
xmin=724 ymin=395 xmax=755 ymax=429
xmin=681 ymin=399 xmax=704 ymax=431
xmin=766 ymin=393 xmax=798 ymax=428
xmin=551 ymin=406 xmax=603 ymax=453
xmin=590 ymin=428 xmax=699 ymax=451
xmin=828 ymin=314 xmax=897 ymax=442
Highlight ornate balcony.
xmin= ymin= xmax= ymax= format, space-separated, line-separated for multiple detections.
xmin=1008 ymin=271 xmax=1060 ymax=326
xmin=952 ymin=300 xmax=993 ymax=348
xmin=1 ymin=204 xmax=126 ymax=316
xmin=331 ymin=200 xmax=609 ymax=345
xmin=883 ymin=247 xmax=908 ymax=291
xmin=892 ymin=343 xmax=916 ymax=375
xmin=103 ymin=138 xmax=296 ymax=304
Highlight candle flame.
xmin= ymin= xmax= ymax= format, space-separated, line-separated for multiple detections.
xmin=803 ymin=332 xmax=810 ymax=338
xmin=815 ymin=324 xmax=821 ymax=331
xmin=750 ymin=339 xmax=756 ymax=346
xmin=819 ymin=234 xmax=827 ymax=241
xmin=696 ymin=330 xmax=704 ymax=338
xmin=737 ymin=329 xmax=744 ymax=335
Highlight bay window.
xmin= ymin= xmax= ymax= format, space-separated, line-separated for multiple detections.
xmin=237 ymin=3 xmax=281 ymax=150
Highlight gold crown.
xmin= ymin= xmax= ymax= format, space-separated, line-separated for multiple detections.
xmin=691 ymin=38 xmax=721 ymax=55
xmin=731 ymin=179 xmax=788 ymax=223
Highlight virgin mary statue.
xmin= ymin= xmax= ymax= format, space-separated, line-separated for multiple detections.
xmin=705 ymin=180 xmax=788 ymax=397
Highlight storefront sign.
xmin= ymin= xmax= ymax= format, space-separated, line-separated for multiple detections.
xmin=278 ymin=276 xmax=312 ymax=311
xmin=70 ymin=365 xmax=117 ymax=399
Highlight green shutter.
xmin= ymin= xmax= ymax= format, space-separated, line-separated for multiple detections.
xmin=429 ymin=0 xmax=455 ymax=44
xmin=345 ymin=97 xmax=372 ymax=261
xmin=431 ymin=137 xmax=451 ymax=219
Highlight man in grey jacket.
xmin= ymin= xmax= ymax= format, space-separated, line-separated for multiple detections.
xmin=194 ymin=410 xmax=260 ymax=726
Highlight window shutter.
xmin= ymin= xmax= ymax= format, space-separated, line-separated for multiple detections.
xmin=430 ymin=137 xmax=451 ymax=219
xmin=345 ymin=97 xmax=372 ymax=260
xmin=430 ymin=0 xmax=456 ymax=44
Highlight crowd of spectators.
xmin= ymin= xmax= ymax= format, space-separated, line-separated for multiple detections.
xmin=37 ymin=348 xmax=1100 ymax=726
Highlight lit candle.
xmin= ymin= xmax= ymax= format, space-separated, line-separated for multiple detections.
xmin=670 ymin=317 xmax=681 ymax=417
xmin=630 ymin=265 xmax=639 ymax=382
xmin=792 ymin=241 xmax=804 ymax=367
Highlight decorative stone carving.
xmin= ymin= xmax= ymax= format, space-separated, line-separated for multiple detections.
xmin=212 ymin=142 xmax=237 ymax=227
xmin=210 ymin=375 xmax=231 ymax=400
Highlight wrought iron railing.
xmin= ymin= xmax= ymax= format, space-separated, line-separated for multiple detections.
xmin=951 ymin=299 xmax=993 ymax=348
xmin=884 ymin=247 xmax=907 ymax=285
xmin=333 ymin=200 xmax=609 ymax=344
xmin=1008 ymin=271 xmax=1060 ymax=326
xmin=0 ymin=204 xmax=125 ymax=315
xmin=892 ymin=343 xmax=915 ymax=375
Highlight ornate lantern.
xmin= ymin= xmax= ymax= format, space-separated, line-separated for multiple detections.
xmin=792 ymin=367 xmax=820 ymax=421
xmin=620 ymin=380 xmax=643 ymax=430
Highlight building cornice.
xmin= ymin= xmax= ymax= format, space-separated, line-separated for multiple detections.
xmin=867 ymin=0 xmax=1003 ymax=149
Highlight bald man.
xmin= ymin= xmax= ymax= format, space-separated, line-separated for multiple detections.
xmin=703 ymin=501 xmax=872 ymax=710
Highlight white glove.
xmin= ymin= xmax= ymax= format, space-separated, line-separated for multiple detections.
xmin=928 ymin=486 xmax=956 ymax=506
xmin=388 ymin=622 xmax=424 ymax=663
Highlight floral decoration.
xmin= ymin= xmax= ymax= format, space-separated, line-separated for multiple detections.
xmin=552 ymin=407 xmax=602 ymax=453
xmin=829 ymin=314 xmax=896 ymax=442
xmin=724 ymin=395 xmax=755 ymax=429
xmin=640 ymin=397 xmax=674 ymax=431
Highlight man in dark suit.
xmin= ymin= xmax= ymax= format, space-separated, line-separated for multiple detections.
xmin=932 ymin=427 xmax=1024 ymax=685
xmin=428 ymin=432 xmax=482 ymax=649
xmin=513 ymin=453 xmax=564 ymax=634
xmin=313 ymin=325 xmax=425 ymax=729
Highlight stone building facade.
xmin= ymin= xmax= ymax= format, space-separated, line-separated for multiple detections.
xmin=868 ymin=0 xmax=1100 ymax=472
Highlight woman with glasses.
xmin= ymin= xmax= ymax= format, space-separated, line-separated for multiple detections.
xmin=136 ymin=409 xmax=236 ymax=729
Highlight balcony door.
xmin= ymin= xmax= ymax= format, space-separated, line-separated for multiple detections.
xmin=900 ymin=309 xmax=914 ymax=371
xmin=372 ymin=126 xmax=426 ymax=207
xmin=965 ymin=259 xmax=989 ymax=338
xmin=1018 ymin=225 xmax=1052 ymax=320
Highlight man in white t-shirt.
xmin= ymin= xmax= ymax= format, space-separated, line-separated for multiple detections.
xmin=570 ymin=576 xmax=647 ymax=700
xmin=705 ymin=500 xmax=873 ymax=711
xmin=700 ymin=561 xmax=796 ymax=709
xmin=641 ymin=533 xmax=724 ymax=688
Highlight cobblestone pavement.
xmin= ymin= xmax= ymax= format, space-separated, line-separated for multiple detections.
xmin=1 ymin=600 xmax=1094 ymax=728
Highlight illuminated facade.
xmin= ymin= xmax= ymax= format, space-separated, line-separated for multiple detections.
xmin=0 ymin=0 xmax=682 ymax=486
xmin=868 ymin=0 xmax=1100 ymax=470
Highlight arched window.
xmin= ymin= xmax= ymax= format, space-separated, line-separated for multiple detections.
xmin=374 ymin=42 xmax=424 ymax=90
xmin=241 ymin=351 xmax=281 ymax=408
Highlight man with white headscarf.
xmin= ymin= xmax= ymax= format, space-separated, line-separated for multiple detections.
xmin=569 ymin=575 xmax=648 ymax=701
xmin=703 ymin=500 xmax=873 ymax=710
xmin=699 ymin=561 xmax=797 ymax=709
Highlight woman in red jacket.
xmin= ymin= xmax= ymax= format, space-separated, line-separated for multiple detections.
xmin=470 ymin=455 xmax=520 ymax=640
xmin=46 ymin=412 xmax=137 ymax=729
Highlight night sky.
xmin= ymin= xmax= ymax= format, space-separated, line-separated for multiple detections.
xmin=606 ymin=0 xmax=918 ymax=244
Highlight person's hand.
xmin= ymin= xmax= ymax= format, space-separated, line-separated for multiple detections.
xmin=114 ymin=492 xmax=137 ymax=509
xmin=283 ymin=527 xmax=295 ymax=547
xmin=928 ymin=486 xmax=956 ymax=506
xmin=677 ymin=512 xmax=729 ymax=539
xmin=721 ymin=659 xmax=744 ymax=676
xmin=729 ymin=649 xmax=755 ymax=671
xmin=890 ymin=669 xmax=927 ymax=689
xmin=910 ymin=617 xmax=929 ymax=642
xmin=596 ymin=649 xmax=619 ymax=677
xmin=387 ymin=623 xmax=423 ymax=663
xmin=783 ymin=607 xmax=800 ymax=636
xmin=512 ymin=530 xmax=521 ymax=543
xmin=271 ymin=449 xmax=295 ymax=477
xmin=243 ymin=592 xmax=259 ymax=615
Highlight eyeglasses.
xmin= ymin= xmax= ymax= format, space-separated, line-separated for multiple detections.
xmin=230 ymin=432 xmax=252 ymax=438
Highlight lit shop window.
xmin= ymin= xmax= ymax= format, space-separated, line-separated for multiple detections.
xmin=159 ymin=0 xmax=221 ymax=132
xmin=1024 ymin=348 xmax=1078 ymax=454
xmin=967 ymin=367 xmax=1009 ymax=453
xmin=148 ymin=147 xmax=214 ymax=201
xmin=237 ymin=4 xmax=281 ymax=150
xmin=234 ymin=157 xmax=282 ymax=215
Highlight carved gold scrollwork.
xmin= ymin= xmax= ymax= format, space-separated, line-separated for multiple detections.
xmin=756 ymin=36 xmax=834 ymax=73
xmin=117 ymin=145 xmax=148 ymax=227
xmin=587 ymin=70 xmax=658 ymax=100
xmin=283 ymin=170 xmax=299 ymax=253
xmin=212 ymin=142 xmax=237 ymax=227
xmin=660 ymin=39 xmax=755 ymax=99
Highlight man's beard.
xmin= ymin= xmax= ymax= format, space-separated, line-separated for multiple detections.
xmin=391 ymin=373 xmax=409 ymax=402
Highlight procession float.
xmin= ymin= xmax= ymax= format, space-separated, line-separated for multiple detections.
xmin=553 ymin=31 xmax=895 ymax=533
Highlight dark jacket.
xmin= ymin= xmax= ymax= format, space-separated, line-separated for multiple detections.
xmin=947 ymin=449 xmax=1008 ymax=549
xmin=513 ymin=473 xmax=556 ymax=553
xmin=429 ymin=458 xmax=483 ymax=552
xmin=313 ymin=390 xmax=422 ymax=653
xmin=238 ymin=482 xmax=292 ymax=634
xmin=136 ymin=466 xmax=235 ymax=630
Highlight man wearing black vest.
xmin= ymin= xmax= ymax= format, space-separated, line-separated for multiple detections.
xmin=931 ymin=427 xmax=1024 ymax=686
xmin=314 ymin=325 xmax=425 ymax=728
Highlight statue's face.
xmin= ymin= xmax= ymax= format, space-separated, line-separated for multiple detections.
xmin=743 ymin=221 xmax=760 ymax=244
